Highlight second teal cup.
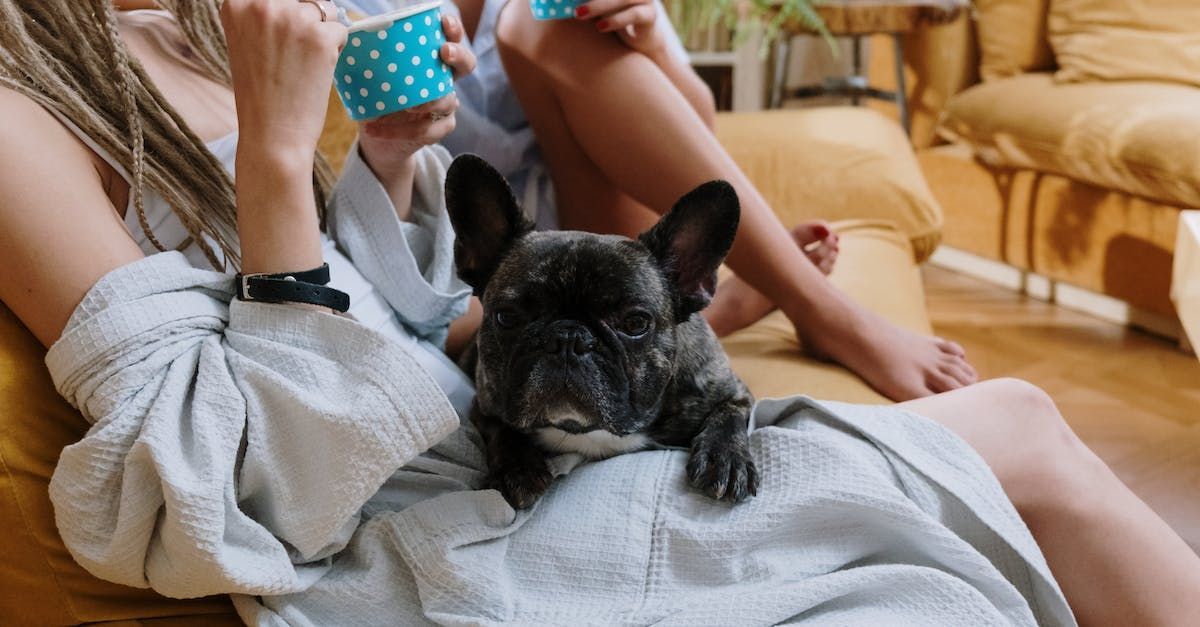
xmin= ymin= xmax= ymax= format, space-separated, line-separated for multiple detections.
xmin=530 ymin=0 xmax=584 ymax=20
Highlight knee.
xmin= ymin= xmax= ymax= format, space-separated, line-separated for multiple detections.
xmin=494 ymin=0 xmax=531 ymax=58
xmin=988 ymin=378 xmax=1110 ymax=516
xmin=495 ymin=1 xmax=575 ymax=62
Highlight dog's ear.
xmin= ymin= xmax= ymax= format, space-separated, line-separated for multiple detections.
xmin=639 ymin=181 xmax=740 ymax=319
xmin=446 ymin=154 xmax=534 ymax=295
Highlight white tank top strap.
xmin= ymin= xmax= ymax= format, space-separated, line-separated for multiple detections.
xmin=42 ymin=103 xmax=235 ymax=267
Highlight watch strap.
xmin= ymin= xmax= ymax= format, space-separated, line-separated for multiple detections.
xmin=251 ymin=263 xmax=332 ymax=286
xmin=235 ymin=265 xmax=349 ymax=312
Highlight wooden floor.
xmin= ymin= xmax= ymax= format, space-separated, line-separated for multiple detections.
xmin=924 ymin=264 xmax=1200 ymax=549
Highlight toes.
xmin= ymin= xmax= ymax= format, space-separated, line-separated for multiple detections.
xmin=689 ymin=440 xmax=756 ymax=503
xmin=488 ymin=461 xmax=553 ymax=509
xmin=791 ymin=220 xmax=832 ymax=246
xmin=806 ymin=246 xmax=837 ymax=272
xmin=939 ymin=360 xmax=976 ymax=386
xmin=926 ymin=369 xmax=963 ymax=394
xmin=934 ymin=338 xmax=978 ymax=383
xmin=936 ymin=337 xmax=967 ymax=358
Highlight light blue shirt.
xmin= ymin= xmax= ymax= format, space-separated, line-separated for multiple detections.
xmin=339 ymin=0 xmax=688 ymax=227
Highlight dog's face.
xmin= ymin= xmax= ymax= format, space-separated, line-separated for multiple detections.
xmin=446 ymin=155 xmax=739 ymax=438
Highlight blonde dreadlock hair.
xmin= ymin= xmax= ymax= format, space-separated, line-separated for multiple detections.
xmin=0 ymin=0 xmax=336 ymax=271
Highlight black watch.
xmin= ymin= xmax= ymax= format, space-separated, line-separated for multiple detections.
xmin=235 ymin=263 xmax=350 ymax=312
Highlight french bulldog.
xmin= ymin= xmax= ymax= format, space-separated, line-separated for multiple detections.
xmin=446 ymin=154 xmax=757 ymax=509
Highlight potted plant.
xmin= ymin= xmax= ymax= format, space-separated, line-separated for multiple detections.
xmin=664 ymin=0 xmax=833 ymax=53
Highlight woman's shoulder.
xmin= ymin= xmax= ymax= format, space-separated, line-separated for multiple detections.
xmin=0 ymin=86 xmax=145 ymax=347
xmin=0 ymin=86 xmax=127 ymax=213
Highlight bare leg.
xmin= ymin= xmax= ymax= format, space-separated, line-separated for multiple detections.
xmin=708 ymin=222 xmax=840 ymax=337
xmin=901 ymin=379 xmax=1200 ymax=627
xmin=494 ymin=7 xmax=976 ymax=400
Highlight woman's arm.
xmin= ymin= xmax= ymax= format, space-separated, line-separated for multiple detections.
xmin=222 ymin=0 xmax=347 ymax=274
xmin=0 ymin=0 xmax=462 ymax=598
xmin=0 ymin=88 xmax=144 ymax=347
xmin=355 ymin=13 xmax=476 ymax=219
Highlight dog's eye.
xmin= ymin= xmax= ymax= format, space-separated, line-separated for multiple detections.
xmin=621 ymin=313 xmax=652 ymax=338
xmin=494 ymin=309 xmax=521 ymax=329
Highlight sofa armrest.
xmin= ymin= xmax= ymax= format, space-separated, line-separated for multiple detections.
xmin=866 ymin=18 xmax=981 ymax=149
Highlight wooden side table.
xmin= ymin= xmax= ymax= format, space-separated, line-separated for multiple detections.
xmin=1172 ymin=211 xmax=1200 ymax=355
xmin=768 ymin=0 xmax=967 ymax=134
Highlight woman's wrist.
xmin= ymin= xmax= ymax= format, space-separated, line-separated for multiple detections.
xmin=356 ymin=138 xmax=419 ymax=222
xmin=234 ymin=141 xmax=325 ymax=275
xmin=236 ymin=138 xmax=316 ymax=181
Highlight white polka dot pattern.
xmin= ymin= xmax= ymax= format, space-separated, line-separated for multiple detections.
xmin=530 ymin=0 xmax=583 ymax=21
xmin=334 ymin=2 xmax=454 ymax=121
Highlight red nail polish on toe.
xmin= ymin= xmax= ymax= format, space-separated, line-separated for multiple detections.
xmin=813 ymin=225 xmax=830 ymax=239
xmin=596 ymin=19 xmax=608 ymax=30
xmin=576 ymin=5 xmax=589 ymax=17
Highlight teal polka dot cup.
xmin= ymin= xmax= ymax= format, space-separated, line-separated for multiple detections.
xmin=530 ymin=0 xmax=584 ymax=20
xmin=335 ymin=1 xmax=454 ymax=121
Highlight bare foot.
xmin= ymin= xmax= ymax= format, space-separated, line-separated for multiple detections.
xmin=800 ymin=302 xmax=979 ymax=400
xmin=705 ymin=222 xmax=839 ymax=337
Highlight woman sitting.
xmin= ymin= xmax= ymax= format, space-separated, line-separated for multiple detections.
xmin=0 ymin=1 xmax=1195 ymax=625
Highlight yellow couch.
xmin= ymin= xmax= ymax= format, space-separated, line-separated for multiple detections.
xmin=872 ymin=5 xmax=1198 ymax=319
xmin=0 ymin=106 xmax=941 ymax=625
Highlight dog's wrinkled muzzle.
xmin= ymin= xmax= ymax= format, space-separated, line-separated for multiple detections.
xmin=543 ymin=320 xmax=597 ymax=356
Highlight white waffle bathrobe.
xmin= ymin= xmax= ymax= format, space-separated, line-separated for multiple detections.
xmin=45 ymin=146 xmax=1075 ymax=626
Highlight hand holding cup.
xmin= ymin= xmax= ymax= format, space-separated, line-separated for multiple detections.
xmin=222 ymin=0 xmax=348 ymax=158
xmin=356 ymin=11 xmax=476 ymax=182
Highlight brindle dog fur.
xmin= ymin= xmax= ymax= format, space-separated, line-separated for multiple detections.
xmin=446 ymin=155 xmax=757 ymax=509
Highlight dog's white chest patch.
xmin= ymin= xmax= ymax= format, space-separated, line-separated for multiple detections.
xmin=535 ymin=427 xmax=652 ymax=459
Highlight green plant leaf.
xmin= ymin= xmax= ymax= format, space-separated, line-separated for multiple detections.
xmin=665 ymin=0 xmax=835 ymax=55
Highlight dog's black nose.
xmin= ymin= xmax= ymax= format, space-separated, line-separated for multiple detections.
xmin=545 ymin=322 xmax=596 ymax=356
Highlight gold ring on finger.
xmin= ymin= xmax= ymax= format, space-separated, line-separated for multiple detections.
xmin=297 ymin=0 xmax=328 ymax=22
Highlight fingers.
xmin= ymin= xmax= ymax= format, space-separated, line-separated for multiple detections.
xmin=437 ymin=14 xmax=475 ymax=77
xmin=440 ymin=42 xmax=476 ymax=78
xmin=574 ymin=0 xmax=651 ymax=20
xmin=300 ymin=2 xmax=348 ymax=49
xmin=593 ymin=4 xmax=656 ymax=32
xmin=361 ymin=93 xmax=459 ymax=141
xmin=441 ymin=13 xmax=464 ymax=43
xmin=223 ymin=0 xmax=346 ymax=51
xmin=296 ymin=0 xmax=339 ymax=24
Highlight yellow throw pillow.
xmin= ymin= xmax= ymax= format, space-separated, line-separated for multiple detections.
xmin=0 ymin=304 xmax=237 ymax=624
xmin=1049 ymin=0 xmax=1200 ymax=86
xmin=975 ymin=0 xmax=1056 ymax=81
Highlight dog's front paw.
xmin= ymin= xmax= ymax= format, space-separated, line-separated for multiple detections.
xmin=687 ymin=436 xmax=758 ymax=503
xmin=486 ymin=458 xmax=553 ymax=509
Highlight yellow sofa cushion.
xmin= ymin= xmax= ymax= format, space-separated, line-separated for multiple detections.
xmin=715 ymin=108 xmax=944 ymax=262
xmin=1049 ymin=0 xmax=1200 ymax=87
xmin=975 ymin=0 xmax=1056 ymax=81
xmin=0 ymin=305 xmax=239 ymax=625
xmin=939 ymin=72 xmax=1200 ymax=209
